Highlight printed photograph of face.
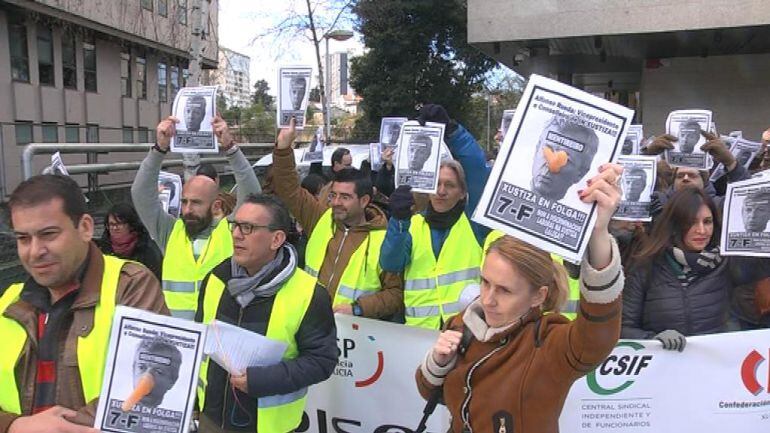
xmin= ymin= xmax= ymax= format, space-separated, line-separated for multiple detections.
xmin=742 ymin=189 xmax=770 ymax=232
xmin=131 ymin=338 xmax=182 ymax=408
xmin=386 ymin=122 xmax=402 ymax=146
xmin=288 ymin=76 xmax=307 ymax=111
xmin=530 ymin=117 xmax=599 ymax=201
xmin=184 ymin=96 xmax=207 ymax=132
xmin=621 ymin=137 xmax=634 ymax=155
xmin=407 ymin=134 xmax=433 ymax=171
xmin=621 ymin=166 xmax=648 ymax=202
xmin=677 ymin=119 xmax=702 ymax=154
xmin=736 ymin=149 xmax=753 ymax=167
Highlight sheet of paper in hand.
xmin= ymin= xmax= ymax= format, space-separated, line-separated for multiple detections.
xmin=94 ymin=307 xmax=206 ymax=433
xmin=204 ymin=319 xmax=287 ymax=376
xmin=277 ymin=66 xmax=312 ymax=129
xmin=665 ymin=109 xmax=712 ymax=169
xmin=500 ymin=109 xmax=516 ymax=138
xmin=709 ymin=137 xmax=762 ymax=182
xmin=49 ymin=151 xmax=70 ymax=175
xmin=302 ymin=126 xmax=324 ymax=163
xmin=473 ymin=74 xmax=634 ymax=263
xmin=170 ymin=86 xmax=218 ymax=153
xmin=370 ymin=142 xmax=383 ymax=170
xmin=622 ymin=124 xmax=644 ymax=155
xmin=157 ymin=171 xmax=182 ymax=218
xmin=379 ymin=117 xmax=408 ymax=151
xmin=721 ymin=177 xmax=770 ymax=257
xmin=394 ymin=121 xmax=445 ymax=194
xmin=613 ymin=155 xmax=657 ymax=222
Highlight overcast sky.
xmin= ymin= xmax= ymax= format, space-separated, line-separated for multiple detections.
xmin=217 ymin=0 xmax=364 ymax=97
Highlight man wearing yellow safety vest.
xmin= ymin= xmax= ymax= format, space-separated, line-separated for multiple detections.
xmin=195 ymin=194 xmax=336 ymax=432
xmin=131 ymin=114 xmax=261 ymax=319
xmin=272 ymin=117 xmax=403 ymax=320
xmin=0 ymin=175 xmax=168 ymax=432
xmin=484 ymin=230 xmax=581 ymax=320
xmin=379 ymin=105 xmax=492 ymax=329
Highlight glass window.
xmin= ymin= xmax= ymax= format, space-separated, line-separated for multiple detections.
xmin=177 ymin=0 xmax=187 ymax=25
xmin=138 ymin=127 xmax=150 ymax=143
xmin=158 ymin=62 xmax=168 ymax=102
xmin=86 ymin=124 xmax=99 ymax=143
xmin=15 ymin=122 xmax=33 ymax=145
xmin=141 ymin=0 xmax=153 ymax=11
xmin=9 ymin=15 xmax=29 ymax=82
xmin=122 ymin=127 xmax=134 ymax=143
xmin=83 ymin=37 xmax=97 ymax=92
xmin=42 ymin=123 xmax=58 ymax=142
xmin=136 ymin=52 xmax=147 ymax=100
xmin=37 ymin=26 xmax=54 ymax=86
xmin=65 ymin=124 xmax=80 ymax=142
xmin=170 ymin=65 xmax=179 ymax=99
xmin=121 ymin=48 xmax=131 ymax=97
xmin=158 ymin=0 xmax=168 ymax=17
xmin=62 ymin=32 xmax=77 ymax=89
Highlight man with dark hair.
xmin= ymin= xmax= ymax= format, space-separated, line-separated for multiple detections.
xmin=131 ymin=339 xmax=182 ymax=408
xmin=195 ymin=194 xmax=336 ymax=432
xmin=407 ymin=134 xmax=433 ymax=171
xmin=0 ymin=175 xmax=168 ymax=432
xmin=330 ymin=147 xmax=352 ymax=173
xmin=742 ymin=189 xmax=770 ymax=232
xmin=677 ymin=119 xmax=702 ymax=154
xmin=184 ymin=95 xmax=207 ymax=132
xmin=272 ymin=118 xmax=403 ymax=320
xmin=132 ymin=115 xmax=261 ymax=319
xmin=289 ymin=76 xmax=307 ymax=111
xmin=621 ymin=166 xmax=648 ymax=202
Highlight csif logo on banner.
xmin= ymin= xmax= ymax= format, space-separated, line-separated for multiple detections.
xmin=586 ymin=341 xmax=653 ymax=395
xmin=741 ymin=349 xmax=769 ymax=395
xmin=334 ymin=322 xmax=385 ymax=388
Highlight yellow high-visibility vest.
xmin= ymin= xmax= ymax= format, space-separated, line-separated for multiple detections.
xmin=161 ymin=218 xmax=233 ymax=319
xmin=404 ymin=214 xmax=482 ymax=329
xmin=0 ymin=255 xmax=126 ymax=413
xmin=304 ymin=209 xmax=385 ymax=306
xmin=197 ymin=267 xmax=316 ymax=432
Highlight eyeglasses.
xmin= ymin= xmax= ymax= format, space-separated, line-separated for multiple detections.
xmin=107 ymin=221 xmax=128 ymax=230
xmin=228 ymin=221 xmax=273 ymax=235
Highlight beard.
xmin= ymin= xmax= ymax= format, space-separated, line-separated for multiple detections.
xmin=183 ymin=209 xmax=213 ymax=238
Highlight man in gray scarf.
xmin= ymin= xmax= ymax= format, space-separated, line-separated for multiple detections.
xmin=195 ymin=194 xmax=337 ymax=433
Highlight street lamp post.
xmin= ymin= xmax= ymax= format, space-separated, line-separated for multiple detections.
xmin=323 ymin=29 xmax=354 ymax=144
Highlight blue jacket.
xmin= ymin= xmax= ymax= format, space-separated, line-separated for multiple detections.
xmin=380 ymin=124 xmax=491 ymax=272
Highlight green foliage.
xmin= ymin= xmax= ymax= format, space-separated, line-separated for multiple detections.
xmin=251 ymin=79 xmax=275 ymax=111
xmin=349 ymin=0 xmax=496 ymax=139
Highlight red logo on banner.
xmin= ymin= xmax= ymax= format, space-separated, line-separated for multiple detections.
xmin=741 ymin=349 xmax=767 ymax=395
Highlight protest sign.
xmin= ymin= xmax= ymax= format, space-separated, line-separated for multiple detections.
xmin=170 ymin=86 xmax=218 ymax=153
xmin=613 ymin=155 xmax=657 ymax=222
xmin=302 ymin=127 xmax=324 ymax=163
xmin=94 ymin=307 xmax=206 ymax=433
xmin=710 ymin=137 xmax=762 ymax=182
xmin=379 ymin=117 xmax=407 ymax=151
xmin=500 ymin=109 xmax=516 ymax=138
xmin=622 ymin=125 xmax=643 ymax=155
xmin=473 ymin=74 xmax=634 ymax=263
xmin=394 ymin=120 xmax=445 ymax=194
xmin=721 ymin=176 xmax=770 ymax=257
xmin=277 ymin=66 xmax=312 ymax=129
xmin=369 ymin=143 xmax=383 ymax=171
xmin=157 ymin=171 xmax=182 ymax=218
xmin=45 ymin=151 xmax=70 ymax=176
xmin=664 ymin=109 xmax=712 ymax=170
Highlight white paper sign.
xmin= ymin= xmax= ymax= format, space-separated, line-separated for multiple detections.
xmin=500 ymin=109 xmax=516 ymax=138
xmin=379 ymin=117 xmax=408 ymax=151
xmin=49 ymin=151 xmax=70 ymax=176
xmin=277 ymin=65 xmax=312 ymax=129
xmin=613 ymin=155 xmax=657 ymax=222
xmin=157 ymin=171 xmax=182 ymax=218
xmin=369 ymin=142 xmax=383 ymax=171
xmin=394 ymin=121 xmax=445 ymax=194
xmin=622 ymin=125 xmax=643 ymax=156
xmin=473 ymin=74 xmax=634 ymax=263
xmin=720 ymin=176 xmax=770 ymax=257
xmin=94 ymin=307 xmax=206 ymax=433
xmin=710 ymin=137 xmax=762 ymax=182
xmin=302 ymin=127 xmax=325 ymax=163
xmin=171 ymin=86 xmax=218 ymax=153
xmin=664 ymin=109 xmax=713 ymax=169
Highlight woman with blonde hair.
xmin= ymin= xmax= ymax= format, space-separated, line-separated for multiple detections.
xmin=416 ymin=163 xmax=625 ymax=433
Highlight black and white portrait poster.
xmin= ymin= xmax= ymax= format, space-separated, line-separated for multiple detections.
xmin=302 ymin=127 xmax=324 ymax=163
xmin=94 ymin=307 xmax=206 ymax=433
xmin=613 ymin=155 xmax=657 ymax=222
xmin=665 ymin=109 xmax=712 ymax=170
xmin=621 ymin=124 xmax=643 ymax=155
xmin=170 ymin=86 xmax=218 ymax=153
xmin=500 ymin=109 xmax=516 ymax=138
xmin=473 ymin=74 xmax=634 ymax=263
xmin=709 ymin=137 xmax=762 ymax=182
xmin=394 ymin=121 xmax=445 ymax=194
xmin=721 ymin=177 xmax=770 ymax=257
xmin=370 ymin=142 xmax=383 ymax=171
xmin=157 ymin=171 xmax=182 ymax=218
xmin=379 ymin=117 xmax=408 ymax=151
xmin=277 ymin=66 xmax=312 ymax=129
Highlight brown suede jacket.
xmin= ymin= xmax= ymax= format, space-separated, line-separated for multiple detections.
xmin=272 ymin=146 xmax=404 ymax=319
xmin=0 ymin=243 xmax=169 ymax=432
xmin=417 ymin=238 xmax=624 ymax=433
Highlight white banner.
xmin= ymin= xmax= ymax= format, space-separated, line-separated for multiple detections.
xmin=305 ymin=317 xmax=770 ymax=432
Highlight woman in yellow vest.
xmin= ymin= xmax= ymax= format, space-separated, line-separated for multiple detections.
xmin=380 ymin=105 xmax=491 ymax=329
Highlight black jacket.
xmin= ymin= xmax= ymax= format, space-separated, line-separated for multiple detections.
xmin=97 ymin=233 xmax=162 ymax=280
xmin=195 ymin=258 xmax=338 ymax=431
